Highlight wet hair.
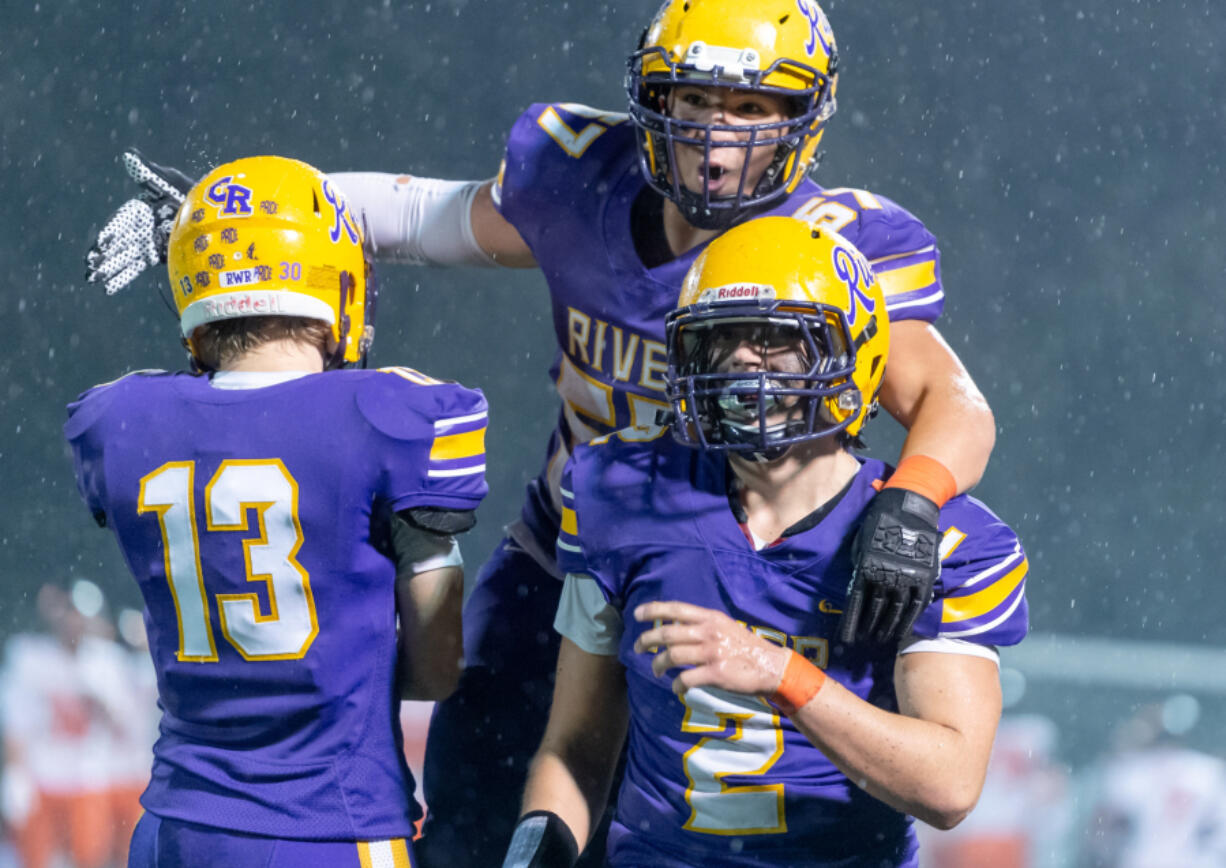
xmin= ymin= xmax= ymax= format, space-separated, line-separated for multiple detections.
xmin=192 ymin=316 xmax=331 ymax=371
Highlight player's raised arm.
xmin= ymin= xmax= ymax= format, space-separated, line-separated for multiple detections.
xmin=85 ymin=151 xmax=538 ymax=296
xmin=327 ymin=172 xmax=537 ymax=268
xmin=880 ymin=321 xmax=996 ymax=494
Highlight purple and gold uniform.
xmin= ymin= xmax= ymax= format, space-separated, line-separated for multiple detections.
xmin=555 ymin=427 xmax=1028 ymax=868
xmin=64 ymin=367 xmax=487 ymax=863
xmin=422 ymin=102 xmax=948 ymax=863
xmin=496 ymin=102 xmax=945 ymax=571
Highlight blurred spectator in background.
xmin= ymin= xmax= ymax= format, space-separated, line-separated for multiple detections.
xmin=917 ymin=713 xmax=1072 ymax=868
xmin=0 ymin=581 xmax=155 ymax=868
xmin=1078 ymin=697 xmax=1226 ymax=868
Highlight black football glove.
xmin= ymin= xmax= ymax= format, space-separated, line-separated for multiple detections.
xmin=85 ymin=149 xmax=195 ymax=294
xmin=838 ymin=487 xmax=941 ymax=645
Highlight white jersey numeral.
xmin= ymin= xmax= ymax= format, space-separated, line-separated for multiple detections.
xmin=139 ymin=460 xmax=318 ymax=663
xmin=681 ymin=687 xmax=787 ymax=835
xmin=537 ymin=104 xmax=625 ymax=159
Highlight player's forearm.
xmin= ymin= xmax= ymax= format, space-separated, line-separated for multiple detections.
xmin=518 ymin=749 xmax=603 ymax=849
xmin=396 ymin=565 xmax=464 ymax=700
xmin=786 ymin=677 xmax=989 ymax=829
xmin=895 ymin=381 xmax=995 ymax=494
xmin=880 ymin=322 xmax=995 ymax=494
xmin=327 ymin=172 xmax=535 ymax=267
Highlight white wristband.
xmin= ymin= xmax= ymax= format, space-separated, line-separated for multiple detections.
xmin=328 ymin=172 xmax=498 ymax=267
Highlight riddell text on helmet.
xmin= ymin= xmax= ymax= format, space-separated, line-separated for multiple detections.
xmin=202 ymin=292 xmax=286 ymax=319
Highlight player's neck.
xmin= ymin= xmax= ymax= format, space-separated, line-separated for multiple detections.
xmin=662 ymin=198 xmax=721 ymax=256
xmin=220 ymin=338 xmax=328 ymax=373
xmin=729 ymin=441 xmax=860 ymax=543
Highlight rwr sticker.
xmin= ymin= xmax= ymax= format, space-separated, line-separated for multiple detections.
xmin=219 ymin=267 xmax=266 ymax=288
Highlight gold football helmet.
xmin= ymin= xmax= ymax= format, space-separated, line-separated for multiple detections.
xmin=629 ymin=0 xmax=839 ymax=228
xmin=167 ymin=155 xmax=375 ymax=367
xmin=666 ymin=216 xmax=889 ymax=454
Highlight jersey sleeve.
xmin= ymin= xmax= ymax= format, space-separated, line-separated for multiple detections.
xmin=492 ymin=102 xmax=628 ymax=248
xmin=800 ymin=188 xmax=945 ymax=324
xmin=63 ymin=374 xmax=158 ymax=526
xmin=911 ymin=497 xmax=1029 ymax=647
xmin=357 ymin=368 xmax=489 ymax=513
xmin=555 ymin=453 xmax=620 ymax=603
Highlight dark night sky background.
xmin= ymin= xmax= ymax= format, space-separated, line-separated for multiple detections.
xmin=2 ymin=0 xmax=1223 ymax=760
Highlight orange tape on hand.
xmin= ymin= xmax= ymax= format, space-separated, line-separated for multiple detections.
xmin=767 ymin=651 xmax=826 ymax=716
xmin=883 ymin=454 xmax=957 ymax=508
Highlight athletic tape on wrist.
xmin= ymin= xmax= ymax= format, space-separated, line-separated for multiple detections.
xmin=767 ymin=650 xmax=826 ymax=716
xmin=883 ymin=454 xmax=957 ymax=507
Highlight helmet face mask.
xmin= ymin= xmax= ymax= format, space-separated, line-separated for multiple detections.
xmin=628 ymin=0 xmax=839 ymax=229
xmin=665 ymin=217 xmax=890 ymax=458
xmin=167 ymin=156 xmax=376 ymax=371
xmin=667 ymin=302 xmax=858 ymax=456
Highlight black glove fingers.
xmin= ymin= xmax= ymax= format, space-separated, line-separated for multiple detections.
xmin=837 ymin=583 xmax=866 ymax=644
xmin=897 ymin=593 xmax=928 ymax=642
xmin=861 ymin=586 xmax=888 ymax=641
xmin=874 ymin=590 xmax=908 ymax=644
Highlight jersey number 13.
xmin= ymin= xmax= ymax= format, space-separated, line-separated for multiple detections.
xmin=138 ymin=460 xmax=319 ymax=663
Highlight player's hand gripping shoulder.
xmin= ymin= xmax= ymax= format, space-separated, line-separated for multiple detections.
xmin=839 ymin=485 xmax=943 ymax=645
xmin=85 ymin=149 xmax=195 ymax=294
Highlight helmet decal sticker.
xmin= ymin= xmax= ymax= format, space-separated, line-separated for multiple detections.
xmin=204 ymin=176 xmax=254 ymax=217
xmin=321 ymin=179 xmax=361 ymax=245
xmin=796 ymin=0 xmax=835 ymax=58
xmin=832 ymin=244 xmax=876 ymax=325
xmin=696 ymin=283 xmax=778 ymax=303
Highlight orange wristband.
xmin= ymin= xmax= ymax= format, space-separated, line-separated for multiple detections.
xmin=767 ymin=651 xmax=826 ymax=716
xmin=884 ymin=454 xmax=957 ymax=508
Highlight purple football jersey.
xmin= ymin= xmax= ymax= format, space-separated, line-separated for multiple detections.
xmin=64 ymin=368 xmax=488 ymax=841
xmin=493 ymin=102 xmax=946 ymax=571
xmin=555 ymin=428 xmax=1028 ymax=868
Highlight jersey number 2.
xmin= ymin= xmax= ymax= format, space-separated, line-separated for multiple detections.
xmin=138 ymin=460 xmax=319 ymax=663
xmin=682 ymin=687 xmax=787 ymax=835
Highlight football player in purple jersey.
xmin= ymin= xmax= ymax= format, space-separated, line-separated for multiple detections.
xmin=504 ymin=217 xmax=1028 ymax=868
xmin=67 ymin=155 xmax=490 ymax=868
xmin=85 ymin=2 xmax=996 ymax=863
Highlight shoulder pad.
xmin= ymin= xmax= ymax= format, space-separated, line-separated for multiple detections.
xmin=64 ymin=369 xmax=171 ymax=440
xmin=357 ymin=368 xmax=488 ymax=445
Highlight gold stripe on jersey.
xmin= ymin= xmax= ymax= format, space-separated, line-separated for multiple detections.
xmin=941 ymin=559 xmax=1029 ymax=624
xmin=357 ymin=839 xmax=412 ymax=868
xmin=429 ymin=428 xmax=486 ymax=462
xmin=561 ymin=505 xmax=578 ymax=536
xmin=875 ymin=261 xmax=937 ymax=297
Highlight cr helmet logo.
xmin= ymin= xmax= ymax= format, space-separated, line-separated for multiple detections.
xmin=204 ymin=176 xmax=255 ymax=217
